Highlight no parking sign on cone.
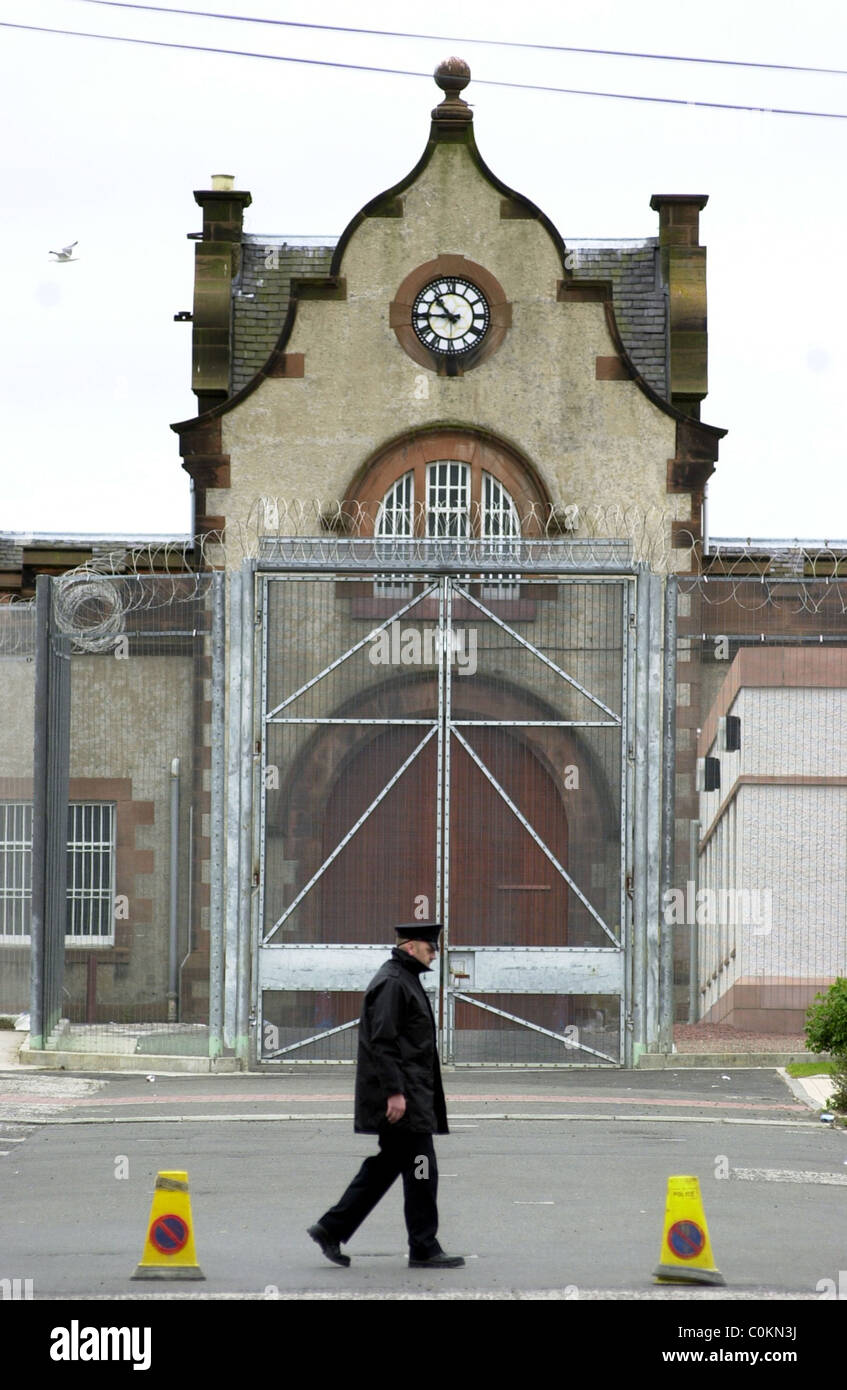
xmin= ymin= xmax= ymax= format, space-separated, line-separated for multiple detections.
xmin=653 ymin=1174 xmax=725 ymax=1285
xmin=132 ymin=1170 xmax=205 ymax=1281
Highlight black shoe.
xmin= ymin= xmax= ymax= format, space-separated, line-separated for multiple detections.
xmin=308 ymin=1223 xmax=350 ymax=1267
xmin=408 ymin=1251 xmax=466 ymax=1268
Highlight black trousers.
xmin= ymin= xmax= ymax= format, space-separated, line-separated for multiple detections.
xmin=318 ymin=1126 xmax=440 ymax=1259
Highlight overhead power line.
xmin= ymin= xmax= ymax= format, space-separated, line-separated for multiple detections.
xmin=3 ymin=20 xmax=847 ymax=120
xmin=74 ymin=0 xmax=847 ymax=79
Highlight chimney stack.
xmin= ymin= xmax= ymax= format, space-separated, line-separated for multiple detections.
xmin=650 ymin=194 xmax=709 ymax=419
xmin=191 ymin=175 xmax=252 ymax=413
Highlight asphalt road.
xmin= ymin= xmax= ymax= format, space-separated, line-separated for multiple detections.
xmin=1 ymin=1065 xmax=845 ymax=1301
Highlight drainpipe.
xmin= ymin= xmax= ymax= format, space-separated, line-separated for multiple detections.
xmin=168 ymin=758 xmax=180 ymax=1022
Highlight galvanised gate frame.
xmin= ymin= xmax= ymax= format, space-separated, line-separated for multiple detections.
xmin=223 ymin=542 xmax=670 ymax=1068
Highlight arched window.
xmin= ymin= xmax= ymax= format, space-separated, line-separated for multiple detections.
xmin=347 ymin=429 xmax=550 ymax=539
xmin=350 ymin=429 xmax=549 ymax=599
xmin=481 ymin=471 xmax=521 ymax=542
xmin=374 ymin=462 xmax=522 ymax=597
xmin=375 ymin=462 xmax=520 ymax=542
xmin=375 ymin=471 xmax=414 ymax=538
xmin=374 ymin=471 xmax=415 ymax=596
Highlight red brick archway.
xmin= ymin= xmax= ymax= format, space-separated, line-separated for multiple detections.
xmin=270 ymin=671 xmax=617 ymax=947
xmin=342 ymin=427 xmax=552 ymax=537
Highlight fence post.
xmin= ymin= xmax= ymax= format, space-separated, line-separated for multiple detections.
xmin=688 ymin=816 xmax=700 ymax=1023
xmin=235 ymin=559 xmax=255 ymax=1065
xmin=208 ymin=571 xmax=226 ymax=1060
xmin=631 ymin=569 xmax=649 ymax=1061
xmin=632 ymin=568 xmax=664 ymax=1062
xmin=224 ymin=569 xmax=242 ymax=1049
xmin=30 ymin=576 xmax=70 ymax=1048
xmin=659 ymin=574 xmax=678 ymax=1053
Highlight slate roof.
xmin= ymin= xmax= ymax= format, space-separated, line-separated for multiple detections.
xmin=231 ymin=238 xmax=336 ymax=395
xmin=0 ymin=536 xmax=24 ymax=568
xmin=230 ymin=233 xmax=668 ymax=400
xmin=569 ymin=239 xmax=667 ymax=398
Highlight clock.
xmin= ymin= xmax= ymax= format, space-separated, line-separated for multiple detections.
xmin=391 ymin=257 xmax=508 ymax=373
xmin=412 ymin=277 xmax=490 ymax=357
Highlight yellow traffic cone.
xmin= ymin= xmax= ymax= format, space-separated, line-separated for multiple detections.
xmin=131 ymin=1170 xmax=205 ymax=1281
xmin=653 ymin=1174 xmax=725 ymax=1285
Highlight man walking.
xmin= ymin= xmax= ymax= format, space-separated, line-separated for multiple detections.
xmin=308 ymin=923 xmax=465 ymax=1269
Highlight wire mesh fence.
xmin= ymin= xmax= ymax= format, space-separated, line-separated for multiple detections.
xmin=258 ymin=572 xmax=629 ymax=1065
xmin=4 ymin=511 xmax=847 ymax=1063
xmin=673 ymin=574 xmax=847 ymax=1039
xmin=1 ymin=575 xmax=218 ymax=1057
xmin=0 ymin=600 xmax=36 ymax=1018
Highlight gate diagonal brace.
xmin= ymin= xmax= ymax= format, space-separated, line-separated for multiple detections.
xmin=265 ymin=582 xmax=439 ymax=719
xmin=264 ymin=1017 xmax=359 ymax=1059
xmin=264 ymin=725 xmax=439 ymax=943
xmin=451 ymin=728 xmax=620 ymax=947
xmin=451 ymin=991 xmax=617 ymax=1064
xmin=453 ymin=584 xmax=621 ymax=723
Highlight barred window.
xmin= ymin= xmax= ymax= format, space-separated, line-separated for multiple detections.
xmin=374 ymin=463 xmax=521 ymax=598
xmin=375 ymin=463 xmax=519 ymax=545
xmin=0 ymin=803 xmax=32 ymax=939
xmin=0 ymin=803 xmax=115 ymax=944
xmin=480 ymin=471 xmax=521 ymax=599
xmin=426 ymin=461 xmax=471 ymax=538
xmin=375 ymin=470 xmax=415 ymax=597
xmin=375 ymin=470 xmax=414 ymax=540
xmin=66 ymin=804 xmax=115 ymax=940
xmin=482 ymin=471 xmax=520 ymax=542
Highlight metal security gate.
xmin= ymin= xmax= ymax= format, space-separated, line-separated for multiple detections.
xmin=256 ymin=568 xmax=634 ymax=1065
xmin=441 ymin=577 xmax=631 ymax=1064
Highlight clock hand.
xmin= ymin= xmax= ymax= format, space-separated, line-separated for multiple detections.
xmin=433 ymin=296 xmax=460 ymax=323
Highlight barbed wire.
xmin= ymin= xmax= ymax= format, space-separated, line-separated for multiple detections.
xmin=51 ymin=564 xmax=214 ymax=640
xmin=53 ymin=576 xmax=127 ymax=652
xmin=3 ymin=502 xmax=847 ymax=641
xmin=42 ymin=500 xmax=679 ymax=606
xmin=679 ymin=579 xmax=847 ymax=617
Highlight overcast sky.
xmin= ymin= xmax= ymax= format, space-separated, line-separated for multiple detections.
xmin=2 ymin=0 xmax=846 ymax=542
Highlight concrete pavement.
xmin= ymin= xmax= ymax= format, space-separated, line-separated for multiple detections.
xmin=1 ymin=1063 xmax=846 ymax=1301
xmin=0 ymin=1039 xmax=837 ymax=1112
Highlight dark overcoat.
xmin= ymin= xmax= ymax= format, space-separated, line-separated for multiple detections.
xmin=354 ymin=948 xmax=448 ymax=1135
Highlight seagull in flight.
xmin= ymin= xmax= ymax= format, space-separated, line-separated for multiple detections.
xmin=49 ymin=242 xmax=78 ymax=262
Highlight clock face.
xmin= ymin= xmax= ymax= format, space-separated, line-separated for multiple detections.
xmin=412 ymin=277 xmax=490 ymax=356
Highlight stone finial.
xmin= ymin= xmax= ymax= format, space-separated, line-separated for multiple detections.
xmin=435 ymin=57 xmax=471 ymax=93
xmin=432 ymin=57 xmax=473 ymax=126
